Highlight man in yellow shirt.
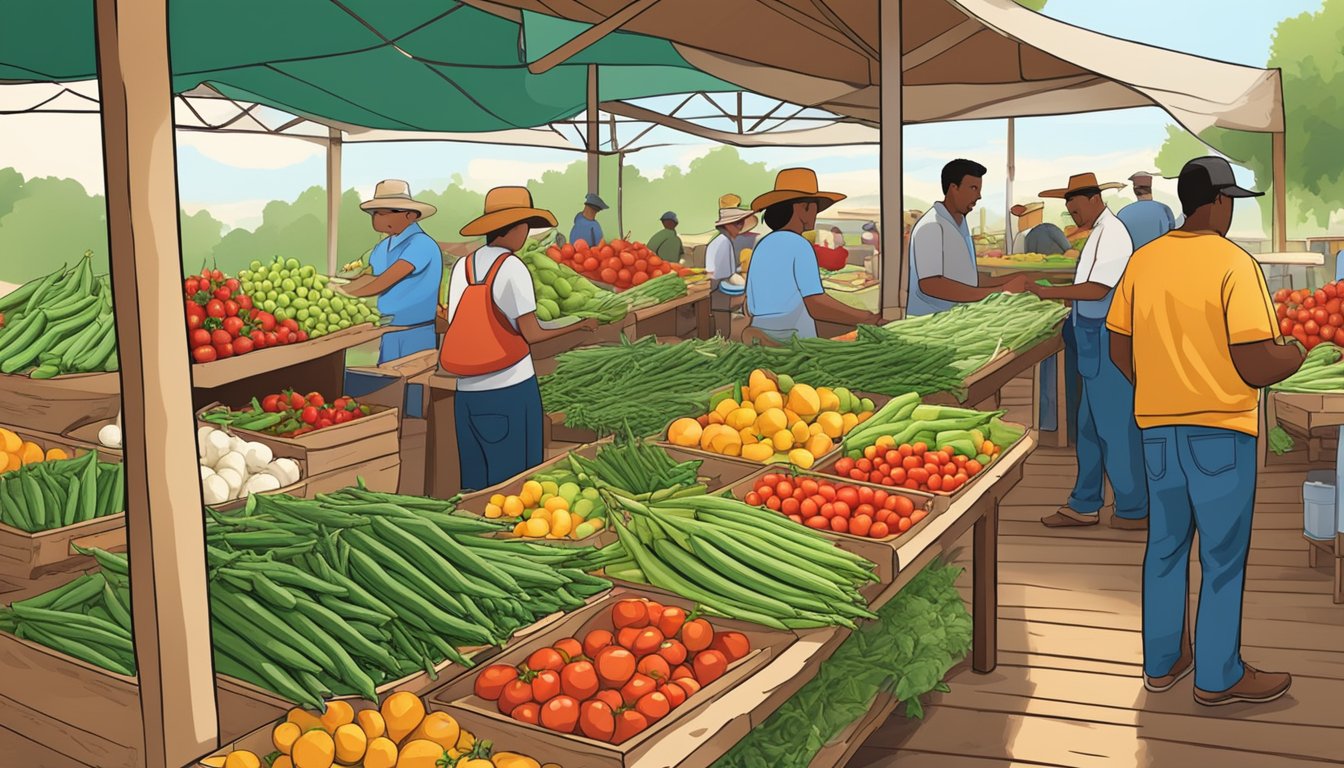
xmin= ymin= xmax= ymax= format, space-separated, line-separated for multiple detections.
xmin=1107 ymin=157 xmax=1305 ymax=706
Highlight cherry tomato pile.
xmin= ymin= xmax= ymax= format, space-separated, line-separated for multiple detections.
xmin=184 ymin=268 xmax=306 ymax=363
xmin=548 ymin=239 xmax=685 ymax=291
xmin=1274 ymin=282 xmax=1344 ymax=349
xmin=744 ymin=473 xmax=927 ymax=538
xmin=258 ymin=390 xmax=372 ymax=437
xmin=830 ymin=441 xmax=989 ymax=494
xmin=473 ymin=597 xmax=749 ymax=743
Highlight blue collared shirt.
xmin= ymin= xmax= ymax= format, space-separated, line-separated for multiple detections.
xmin=1116 ymin=199 xmax=1176 ymax=250
xmin=907 ymin=202 xmax=978 ymax=316
xmin=570 ymin=214 xmax=604 ymax=248
xmin=369 ymin=221 xmax=442 ymax=327
xmin=745 ymin=231 xmax=825 ymax=340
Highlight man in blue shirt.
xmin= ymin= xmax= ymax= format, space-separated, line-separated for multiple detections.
xmin=342 ymin=180 xmax=444 ymax=364
xmin=744 ymin=168 xmax=880 ymax=343
xmin=569 ymin=193 xmax=608 ymax=248
xmin=1117 ymin=172 xmax=1176 ymax=250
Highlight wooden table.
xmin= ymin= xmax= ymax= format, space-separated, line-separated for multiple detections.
xmin=626 ymin=281 xmax=712 ymax=341
xmin=189 ymin=323 xmax=391 ymax=410
xmin=1269 ymin=391 xmax=1344 ymax=603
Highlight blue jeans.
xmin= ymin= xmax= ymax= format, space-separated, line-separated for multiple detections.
xmin=1141 ymin=426 xmax=1256 ymax=692
xmin=455 ymin=377 xmax=544 ymax=491
xmin=1037 ymin=322 xmax=1081 ymax=439
xmin=1068 ymin=318 xmax=1147 ymax=519
xmin=379 ymin=323 xmax=437 ymax=365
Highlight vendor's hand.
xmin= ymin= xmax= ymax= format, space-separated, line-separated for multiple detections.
xmin=1002 ymin=275 xmax=1029 ymax=294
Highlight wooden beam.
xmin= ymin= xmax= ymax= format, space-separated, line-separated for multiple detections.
xmin=1273 ymin=131 xmax=1287 ymax=252
xmin=93 ymin=0 xmax=219 ymax=766
xmin=809 ymin=0 xmax=879 ymax=61
xmin=1005 ymin=117 xmax=1015 ymax=254
xmin=600 ymin=100 xmax=879 ymax=148
xmin=879 ymin=0 xmax=905 ymax=317
xmin=903 ymin=18 xmax=981 ymax=72
xmin=587 ymin=65 xmax=599 ymax=195
xmin=527 ymin=0 xmax=662 ymax=74
xmin=327 ymin=127 xmax=342 ymax=276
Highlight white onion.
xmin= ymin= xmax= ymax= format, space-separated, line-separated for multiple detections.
xmin=215 ymin=451 xmax=248 ymax=478
xmin=242 ymin=442 xmax=273 ymax=472
xmin=215 ymin=468 xmax=243 ymax=499
xmin=202 ymin=474 xmax=230 ymax=505
xmin=244 ymin=473 xmax=281 ymax=496
xmin=98 ymin=424 xmax=123 ymax=449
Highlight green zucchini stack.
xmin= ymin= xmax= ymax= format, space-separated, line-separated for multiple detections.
xmin=0 ymin=253 xmax=118 ymax=378
xmin=0 ymin=450 xmax=124 ymax=532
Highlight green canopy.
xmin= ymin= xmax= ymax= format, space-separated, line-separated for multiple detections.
xmin=0 ymin=0 xmax=738 ymax=131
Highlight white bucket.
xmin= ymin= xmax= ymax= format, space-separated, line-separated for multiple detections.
xmin=1303 ymin=470 xmax=1335 ymax=540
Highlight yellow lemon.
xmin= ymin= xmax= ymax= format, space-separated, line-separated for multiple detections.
xmin=521 ymin=480 xmax=544 ymax=505
xmin=742 ymin=443 xmax=775 ymax=462
xmin=44 ymin=447 xmax=69 ymax=461
xmin=406 ymin=712 xmax=461 ymax=751
xmin=755 ymin=408 xmax=788 ymax=436
xmin=0 ymin=428 xmax=20 ymax=454
xmin=667 ymin=418 xmax=702 ymax=447
xmin=319 ymin=700 xmax=354 ymax=733
xmin=714 ymin=398 xmax=738 ymax=420
xmin=272 ymin=757 xmax=294 ymax=768
xmin=502 ymin=496 xmax=525 ymax=517
xmin=18 ymin=441 xmax=43 ymax=466
xmin=788 ymin=448 xmax=816 ymax=470
xmin=787 ymin=384 xmax=821 ymax=418
xmin=544 ymin=496 xmax=569 ymax=513
xmin=727 ymin=406 xmax=758 ymax=431
xmin=380 ymin=691 xmax=426 ymax=744
xmin=790 ymin=422 xmax=811 ymax=446
xmin=805 ymin=433 xmax=833 ymax=460
xmin=550 ymin=509 xmax=573 ymax=538
xmin=272 ymin=722 xmax=302 ymax=754
xmin=841 ymin=412 xmax=860 ymax=434
xmin=771 ymin=430 xmax=794 ymax=452
xmin=817 ymin=411 xmax=845 ymax=439
xmin=816 ymin=387 xmax=841 ymax=413
xmin=394 ymin=739 xmax=447 ymax=768
xmin=290 ymin=730 xmax=335 ymax=768
xmin=524 ymin=516 xmax=550 ymax=538
xmin=363 ymin=737 xmax=398 ymax=768
xmin=286 ymin=708 xmax=324 ymax=735
xmin=332 ymin=723 xmax=367 ymax=764
xmin=753 ymin=390 xmax=784 ymax=413
xmin=357 ymin=709 xmax=386 ymax=740
xmin=483 ymin=503 xmax=503 ymax=519
xmin=223 ymin=752 xmax=262 ymax=768
xmin=489 ymin=493 xmax=506 ymax=507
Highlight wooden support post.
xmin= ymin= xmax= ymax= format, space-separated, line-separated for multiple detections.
xmin=612 ymin=114 xmax=624 ymax=237
xmin=1005 ymin=118 xmax=1015 ymax=254
xmin=878 ymin=0 xmax=904 ymax=318
xmin=587 ymin=65 xmax=600 ymax=196
xmin=327 ymin=126 xmax=342 ymax=276
xmin=972 ymin=499 xmax=999 ymax=673
xmin=1273 ymin=131 xmax=1287 ymax=253
xmin=94 ymin=0 xmax=219 ymax=765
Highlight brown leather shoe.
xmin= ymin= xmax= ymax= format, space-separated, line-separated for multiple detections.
xmin=1110 ymin=516 xmax=1148 ymax=531
xmin=1041 ymin=506 xmax=1098 ymax=528
xmin=1144 ymin=647 xmax=1193 ymax=692
xmin=1195 ymin=665 xmax=1292 ymax=706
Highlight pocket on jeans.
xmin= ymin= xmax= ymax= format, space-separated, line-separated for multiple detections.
xmin=1187 ymin=433 xmax=1236 ymax=476
xmin=469 ymin=413 xmax=510 ymax=445
xmin=1074 ymin=326 xmax=1102 ymax=378
xmin=1142 ymin=438 xmax=1167 ymax=481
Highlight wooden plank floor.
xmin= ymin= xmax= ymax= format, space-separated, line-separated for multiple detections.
xmin=850 ymin=377 xmax=1344 ymax=767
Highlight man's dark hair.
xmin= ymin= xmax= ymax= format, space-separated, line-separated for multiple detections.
xmin=486 ymin=225 xmax=515 ymax=243
xmin=1178 ymin=175 xmax=1220 ymax=216
xmin=764 ymin=201 xmax=800 ymax=231
xmin=1064 ymin=187 xmax=1102 ymax=202
xmin=941 ymin=159 xmax=988 ymax=193
xmin=1133 ymin=185 xmax=1153 ymax=196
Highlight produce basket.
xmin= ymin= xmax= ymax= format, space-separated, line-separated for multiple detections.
xmin=0 ymin=424 xmax=128 ymax=579
xmin=717 ymin=466 xmax=938 ymax=588
xmin=0 ymin=371 xmax=122 ymax=435
xmin=61 ymin=419 xmax=125 ymax=462
xmin=195 ymin=401 xmax=400 ymax=478
xmin=427 ymin=585 xmax=801 ymax=768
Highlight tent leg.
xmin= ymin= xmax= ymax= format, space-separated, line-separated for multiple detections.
xmin=1273 ymin=131 xmax=1287 ymax=252
xmin=879 ymin=0 xmax=904 ymax=318
xmin=587 ymin=65 xmax=600 ymax=195
xmin=327 ymin=127 xmax=342 ymax=276
xmin=1005 ymin=117 xmax=1015 ymax=254
xmin=94 ymin=0 xmax=218 ymax=766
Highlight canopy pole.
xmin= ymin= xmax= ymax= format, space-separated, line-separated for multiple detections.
xmin=94 ymin=0 xmax=218 ymax=766
xmin=878 ymin=0 xmax=904 ymax=318
xmin=587 ymin=65 xmax=600 ymax=196
xmin=1273 ymin=131 xmax=1286 ymax=252
xmin=1005 ymin=118 xmax=1015 ymax=255
xmin=611 ymin=114 xmax=624 ymax=238
xmin=327 ymin=126 xmax=342 ymax=276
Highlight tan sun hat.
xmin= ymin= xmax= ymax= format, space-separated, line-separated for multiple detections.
xmin=750 ymin=168 xmax=846 ymax=212
xmin=460 ymin=186 xmax=558 ymax=237
xmin=1010 ymin=202 xmax=1045 ymax=217
xmin=360 ymin=179 xmax=437 ymax=218
xmin=1039 ymin=172 xmax=1124 ymax=199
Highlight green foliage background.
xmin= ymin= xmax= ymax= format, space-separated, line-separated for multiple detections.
xmin=1155 ymin=0 xmax=1344 ymax=231
xmin=0 ymin=147 xmax=777 ymax=284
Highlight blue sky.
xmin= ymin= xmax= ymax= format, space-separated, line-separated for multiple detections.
xmin=3 ymin=0 xmax=1323 ymax=233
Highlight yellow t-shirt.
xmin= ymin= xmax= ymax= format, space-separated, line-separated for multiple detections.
xmin=1105 ymin=231 xmax=1277 ymax=436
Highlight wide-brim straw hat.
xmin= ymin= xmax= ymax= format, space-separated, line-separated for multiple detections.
xmin=750 ymin=168 xmax=846 ymax=212
xmin=460 ymin=186 xmax=558 ymax=237
xmin=1039 ymin=172 xmax=1124 ymax=199
xmin=1010 ymin=202 xmax=1045 ymax=217
xmin=715 ymin=207 xmax=758 ymax=229
xmin=360 ymin=179 xmax=437 ymax=218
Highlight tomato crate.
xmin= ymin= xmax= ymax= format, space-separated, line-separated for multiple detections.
xmin=426 ymin=585 xmax=801 ymax=768
xmin=0 ymin=424 xmax=127 ymax=580
xmin=717 ymin=466 xmax=937 ymax=588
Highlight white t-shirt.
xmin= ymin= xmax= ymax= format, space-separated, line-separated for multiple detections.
xmin=445 ymin=246 xmax=538 ymax=391
xmin=1072 ymin=207 xmax=1134 ymax=319
xmin=706 ymin=234 xmax=737 ymax=283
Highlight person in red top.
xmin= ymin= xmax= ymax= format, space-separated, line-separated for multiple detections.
xmin=443 ymin=187 xmax=596 ymax=489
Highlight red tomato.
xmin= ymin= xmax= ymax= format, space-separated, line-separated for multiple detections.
xmin=474 ymin=664 xmax=518 ymax=701
xmin=531 ymin=669 xmax=561 ymax=703
xmin=830 ymin=516 xmax=849 ymax=533
xmin=781 ymin=497 xmax=800 ymax=516
xmin=221 ymin=316 xmax=243 ymax=337
xmin=637 ymin=654 xmax=671 ymax=681
xmin=185 ymin=277 xmax=200 ymax=295
xmin=289 ymin=392 xmax=307 ymax=410
xmin=237 ymin=294 xmax=253 ymax=310
xmin=595 ymin=647 xmax=636 ymax=688
xmin=613 ymin=709 xmax=649 ymax=743
xmin=658 ymin=640 xmax=688 ymax=667
xmin=800 ymin=498 xmax=819 ymax=518
xmin=261 ymin=394 xmax=283 ymax=412
xmin=300 ymin=405 xmax=319 ymax=425
xmin=832 ymin=501 xmax=851 ymax=519
xmin=928 ymin=474 xmax=943 ymax=492
xmin=191 ymin=345 xmax=217 ymax=363
xmin=693 ymin=650 xmax=729 ymax=685
xmin=249 ymin=330 xmax=267 ymax=347
xmin=818 ymin=484 xmax=837 ymax=501
xmin=579 ymin=699 xmax=616 ymax=741
xmin=583 ymin=628 xmax=614 ymax=658
xmin=306 ymin=392 xmax=325 ymax=407
xmin=560 ymin=660 xmax=599 ymax=700
xmin=871 ymin=521 xmax=891 ymax=538
xmin=834 ymin=458 xmax=854 ymax=476
xmin=233 ymin=337 xmax=255 ymax=355
xmin=214 ymin=287 xmax=233 ymax=302
xmin=209 ymin=329 xmax=231 ymax=347
xmin=214 ymin=341 xmax=234 ymax=358
xmin=281 ymin=318 xmax=299 ymax=332
xmin=659 ymin=682 xmax=688 ymax=709
xmin=595 ymin=689 xmax=624 ymax=711
xmin=805 ymin=516 xmax=829 ymax=529
xmin=1308 ymin=335 xmax=1322 ymax=348
xmin=224 ymin=299 xmax=240 ymax=317
xmin=540 ymin=695 xmax=580 ymax=733
xmin=620 ymin=673 xmax=657 ymax=706
xmin=657 ymin=606 xmax=687 ymax=639
xmin=681 ymin=619 xmax=714 ymax=652
xmin=632 ymin=627 xmax=666 ymax=657
xmin=187 ymin=328 xmax=210 ymax=348
xmin=617 ymin=626 xmax=640 ymax=650
xmin=709 ymin=632 xmax=751 ymax=663
xmin=776 ymin=480 xmax=794 ymax=498
xmin=497 ymin=679 xmax=534 ymax=715
xmin=635 ymin=691 xmax=671 ymax=722
xmin=1323 ymin=326 xmax=1337 ymax=341
xmin=744 ymin=491 xmax=761 ymax=506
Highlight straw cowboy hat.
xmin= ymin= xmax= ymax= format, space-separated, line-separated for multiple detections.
xmin=360 ymin=179 xmax=438 ymax=218
xmin=1039 ymin=172 xmax=1124 ymax=199
xmin=750 ymin=168 xmax=846 ymax=212
xmin=1010 ymin=202 xmax=1045 ymax=217
xmin=460 ymin=186 xmax=558 ymax=237
xmin=714 ymin=193 xmax=758 ymax=229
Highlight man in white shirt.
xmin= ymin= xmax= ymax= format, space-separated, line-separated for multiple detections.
xmin=1031 ymin=173 xmax=1148 ymax=530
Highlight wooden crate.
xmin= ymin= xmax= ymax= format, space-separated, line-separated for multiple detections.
xmin=0 ymin=629 xmax=283 ymax=768
xmin=61 ymin=420 xmax=125 ymax=462
xmin=717 ymin=466 xmax=937 ymax=588
xmin=427 ymin=585 xmax=801 ymax=768
xmin=0 ymin=425 xmax=127 ymax=579
xmin=303 ymin=453 xmax=401 ymax=496
xmin=197 ymin=402 xmax=400 ymax=478
xmin=0 ymin=371 xmax=121 ymax=435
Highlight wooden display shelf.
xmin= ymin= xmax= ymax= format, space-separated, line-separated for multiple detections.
xmin=0 ymin=371 xmax=122 ymax=435
xmin=1305 ymin=532 xmax=1344 ymax=604
xmin=1271 ymin=391 xmax=1344 ymax=434
xmin=626 ymin=280 xmax=712 ymax=341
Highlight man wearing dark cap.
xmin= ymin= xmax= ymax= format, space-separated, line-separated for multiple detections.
xmin=646 ymin=211 xmax=683 ymax=264
xmin=569 ymin=193 xmax=608 ymax=248
xmin=1117 ymin=172 xmax=1176 ymax=250
xmin=1107 ymin=156 xmax=1305 ymax=706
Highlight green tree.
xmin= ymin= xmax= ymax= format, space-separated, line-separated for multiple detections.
xmin=1154 ymin=1 xmax=1344 ymax=231
xmin=180 ymin=209 xmax=225 ymax=270
xmin=0 ymin=176 xmax=109 ymax=283
xmin=1016 ymin=0 xmax=1049 ymax=10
